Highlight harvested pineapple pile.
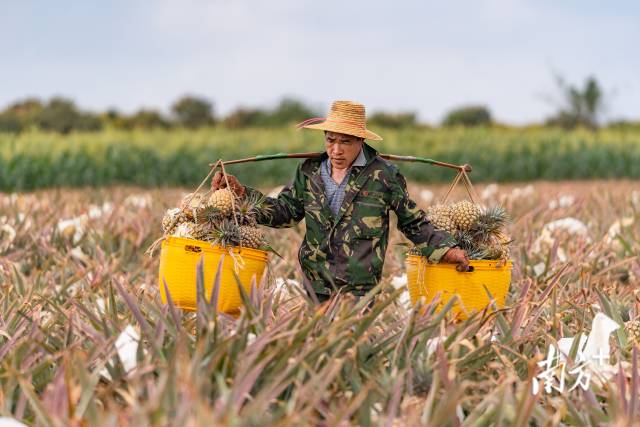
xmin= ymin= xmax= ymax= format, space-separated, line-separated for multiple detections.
xmin=414 ymin=200 xmax=512 ymax=261
xmin=161 ymin=188 xmax=268 ymax=250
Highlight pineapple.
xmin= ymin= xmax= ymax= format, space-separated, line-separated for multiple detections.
xmin=481 ymin=242 xmax=510 ymax=260
xmin=171 ymin=222 xmax=198 ymax=239
xmin=162 ymin=208 xmax=189 ymax=234
xmin=160 ymin=185 xmax=275 ymax=253
xmin=209 ymin=189 xmax=235 ymax=217
xmin=180 ymin=193 xmax=207 ymax=220
xmin=450 ymin=200 xmax=482 ymax=231
xmin=426 ymin=205 xmax=456 ymax=233
xmin=491 ymin=232 xmax=512 ymax=259
xmin=472 ymin=230 xmax=511 ymax=261
xmin=414 ymin=202 xmax=511 ymax=261
xmin=626 ymin=319 xmax=640 ymax=346
xmin=239 ymin=225 xmax=264 ymax=249
xmin=431 ymin=215 xmax=456 ymax=234
xmin=426 ymin=204 xmax=450 ymax=218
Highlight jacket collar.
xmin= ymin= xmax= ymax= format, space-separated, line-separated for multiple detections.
xmin=361 ymin=142 xmax=379 ymax=165
xmin=352 ymin=147 xmax=367 ymax=167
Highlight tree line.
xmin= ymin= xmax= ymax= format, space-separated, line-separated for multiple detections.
xmin=1 ymin=76 xmax=637 ymax=134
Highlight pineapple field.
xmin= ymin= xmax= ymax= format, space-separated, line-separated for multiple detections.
xmin=1 ymin=178 xmax=639 ymax=426
xmin=2 ymin=127 xmax=640 ymax=191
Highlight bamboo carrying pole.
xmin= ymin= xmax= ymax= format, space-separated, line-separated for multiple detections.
xmin=210 ymin=152 xmax=472 ymax=173
xmin=209 ymin=151 xmax=479 ymax=204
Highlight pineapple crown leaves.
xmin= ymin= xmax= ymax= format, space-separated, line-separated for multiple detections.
xmin=237 ymin=191 xmax=273 ymax=224
xmin=194 ymin=221 xmax=216 ymax=238
xmin=210 ymin=218 xmax=241 ymax=247
xmin=446 ymin=203 xmax=512 ymax=260
xmin=453 ymin=229 xmax=506 ymax=260
xmin=234 ymin=193 xmax=261 ymax=222
xmin=258 ymin=241 xmax=284 ymax=259
xmin=467 ymin=246 xmax=492 ymax=260
xmin=468 ymin=205 xmax=510 ymax=242
xmin=453 ymin=230 xmax=476 ymax=252
xmin=249 ymin=192 xmax=272 ymax=214
xmin=195 ymin=205 xmax=224 ymax=225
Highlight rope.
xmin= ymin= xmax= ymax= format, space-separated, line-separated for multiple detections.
xmin=227 ymin=247 xmax=246 ymax=274
xmin=441 ymin=168 xmax=482 ymax=207
xmin=218 ymin=161 xmax=240 ymax=228
xmin=213 ymin=161 xmax=247 ymax=270
xmin=416 ymin=256 xmax=427 ymax=306
xmin=461 ymin=171 xmax=482 ymax=206
xmin=183 ymin=160 xmax=219 ymax=208
xmin=145 ymin=235 xmax=166 ymax=257
xmin=441 ymin=170 xmax=464 ymax=205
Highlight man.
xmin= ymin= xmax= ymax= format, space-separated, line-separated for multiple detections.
xmin=212 ymin=100 xmax=469 ymax=303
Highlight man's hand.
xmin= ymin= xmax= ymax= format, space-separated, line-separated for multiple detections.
xmin=442 ymin=247 xmax=471 ymax=272
xmin=211 ymin=171 xmax=245 ymax=197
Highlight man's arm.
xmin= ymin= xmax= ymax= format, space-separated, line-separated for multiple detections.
xmin=212 ymin=166 xmax=305 ymax=228
xmin=389 ymin=169 xmax=459 ymax=263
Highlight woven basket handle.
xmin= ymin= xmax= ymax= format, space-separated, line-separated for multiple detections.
xmin=441 ymin=169 xmax=481 ymax=206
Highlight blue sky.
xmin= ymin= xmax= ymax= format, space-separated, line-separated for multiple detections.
xmin=2 ymin=0 xmax=638 ymax=124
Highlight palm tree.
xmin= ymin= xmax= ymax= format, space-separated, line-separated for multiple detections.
xmin=546 ymin=75 xmax=604 ymax=130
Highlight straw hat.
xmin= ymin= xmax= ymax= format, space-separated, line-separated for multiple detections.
xmin=296 ymin=100 xmax=382 ymax=141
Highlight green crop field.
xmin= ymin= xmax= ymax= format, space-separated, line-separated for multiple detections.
xmin=1 ymin=127 xmax=640 ymax=191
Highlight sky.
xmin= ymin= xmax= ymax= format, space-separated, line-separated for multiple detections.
xmin=2 ymin=0 xmax=639 ymax=125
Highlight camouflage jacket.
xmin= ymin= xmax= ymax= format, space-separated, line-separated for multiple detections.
xmin=245 ymin=143 xmax=456 ymax=296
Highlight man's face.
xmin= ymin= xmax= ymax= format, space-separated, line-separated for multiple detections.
xmin=324 ymin=131 xmax=364 ymax=171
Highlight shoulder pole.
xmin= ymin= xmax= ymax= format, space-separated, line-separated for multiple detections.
xmin=211 ymin=152 xmax=471 ymax=173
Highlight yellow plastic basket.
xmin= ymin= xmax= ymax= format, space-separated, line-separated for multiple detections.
xmin=158 ymin=236 xmax=268 ymax=314
xmin=406 ymin=254 xmax=512 ymax=320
